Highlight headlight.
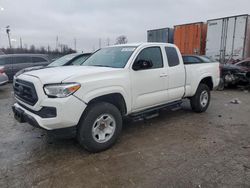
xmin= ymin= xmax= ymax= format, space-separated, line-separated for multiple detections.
xmin=44 ymin=83 xmax=81 ymax=98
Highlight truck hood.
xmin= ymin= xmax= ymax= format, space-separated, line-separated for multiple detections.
xmin=22 ymin=66 xmax=120 ymax=84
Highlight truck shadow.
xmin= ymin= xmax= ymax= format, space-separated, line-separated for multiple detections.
xmin=122 ymin=101 xmax=193 ymax=132
xmin=40 ymin=101 xmax=194 ymax=155
xmin=45 ymin=101 xmax=193 ymax=144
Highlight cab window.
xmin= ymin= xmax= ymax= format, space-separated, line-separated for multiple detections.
xmin=165 ymin=47 xmax=180 ymax=67
xmin=135 ymin=47 xmax=163 ymax=69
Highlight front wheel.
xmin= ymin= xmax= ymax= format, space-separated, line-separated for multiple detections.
xmin=190 ymin=84 xmax=210 ymax=113
xmin=77 ymin=102 xmax=122 ymax=153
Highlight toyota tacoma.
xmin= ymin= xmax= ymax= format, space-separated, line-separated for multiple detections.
xmin=13 ymin=43 xmax=220 ymax=152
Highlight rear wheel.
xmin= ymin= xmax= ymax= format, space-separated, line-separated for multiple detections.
xmin=190 ymin=84 xmax=210 ymax=113
xmin=77 ymin=102 xmax=122 ymax=153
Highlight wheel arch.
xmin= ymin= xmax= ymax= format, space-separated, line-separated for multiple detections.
xmin=199 ymin=76 xmax=213 ymax=90
xmin=77 ymin=92 xmax=128 ymax=129
xmin=87 ymin=93 xmax=127 ymax=116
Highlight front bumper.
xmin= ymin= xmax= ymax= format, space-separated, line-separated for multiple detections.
xmin=13 ymin=95 xmax=87 ymax=130
xmin=12 ymin=105 xmax=78 ymax=138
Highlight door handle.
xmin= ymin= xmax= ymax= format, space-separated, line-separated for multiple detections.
xmin=160 ymin=73 xmax=168 ymax=78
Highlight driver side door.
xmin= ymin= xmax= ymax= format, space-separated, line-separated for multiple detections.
xmin=130 ymin=46 xmax=169 ymax=112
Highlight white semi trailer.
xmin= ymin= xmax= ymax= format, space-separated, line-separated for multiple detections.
xmin=206 ymin=14 xmax=250 ymax=63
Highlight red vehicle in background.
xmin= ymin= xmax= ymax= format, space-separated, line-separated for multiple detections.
xmin=217 ymin=59 xmax=250 ymax=90
xmin=235 ymin=58 xmax=250 ymax=72
xmin=0 ymin=66 xmax=9 ymax=86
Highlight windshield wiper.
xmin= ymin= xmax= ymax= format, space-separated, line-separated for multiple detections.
xmin=91 ymin=65 xmax=113 ymax=68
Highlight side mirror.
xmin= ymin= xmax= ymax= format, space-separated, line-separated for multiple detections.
xmin=133 ymin=59 xmax=153 ymax=71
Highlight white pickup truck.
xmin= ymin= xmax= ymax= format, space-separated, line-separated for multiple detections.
xmin=13 ymin=43 xmax=220 ymax=152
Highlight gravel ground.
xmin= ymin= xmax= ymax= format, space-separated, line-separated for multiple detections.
xmin=0 ymin=84 xmax=250 ymax=188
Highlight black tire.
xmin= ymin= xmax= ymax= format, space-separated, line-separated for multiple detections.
xmin=190 ymin=84 xmax=210 ymax=113
xmin=77 ymin=102 xmax=122 ymax=153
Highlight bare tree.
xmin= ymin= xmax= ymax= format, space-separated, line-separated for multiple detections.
xmin=40 ymin=46 xmax=46 ymax=54
xmin=1 ymin=44 xmax=76 ymax=55
xmin=30 ymin=45 xmax=36 ymax=53
xmin=115 ymin=35 xmax=128 ymax=44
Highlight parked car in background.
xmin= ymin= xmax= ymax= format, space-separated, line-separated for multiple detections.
xmin=235 ymin=58 xmax=250 ymax=71
xmin=218 ymin=63 xmax=250 ymax=90
xmin=0 ymin=54 xmax=50 ymax=81
xmin=182 ymin=55 xmax=215 ymax=64
xmin=48 ymin=53 xmax=91 ymax=67
xmin=0 ymin=66 xmax=9 ymax=86
xmin=182 ymin=55 xmax=250 ymax=90
xmin=14 ymin=53 xmax=92 ymax=78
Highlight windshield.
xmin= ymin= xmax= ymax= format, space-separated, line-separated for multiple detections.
xmin=82 ymin=46 xmax=136 ymax=68
xmin=48 ymin=53 xmax=79 ymax=67
xmin=72 ymin=55 xmax=91 ymax=65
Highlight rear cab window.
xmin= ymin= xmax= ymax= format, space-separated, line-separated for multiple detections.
xmin=165 ymin=47 xmax=180 ymax=67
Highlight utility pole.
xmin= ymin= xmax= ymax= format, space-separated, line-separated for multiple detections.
xmin=6 ymin=26 xmax=11 ymax=48
xmin=47 ymin=45 xmax=50 ymax=53
xmin=56 ymin=36 xmax=58 ymax=50
xmin=74 ymin=38 xmax=76 ymax=51
xmin=106 ymin=38 xmax=110 ymax=46
xmin=98 ymin=38 xmax=102 ymax=49
xmin=20 ymin=37 xmax=23 ymax=49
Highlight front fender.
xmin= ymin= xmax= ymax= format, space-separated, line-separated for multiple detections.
xmin=76 ymin=86 xmax=131 ymax=113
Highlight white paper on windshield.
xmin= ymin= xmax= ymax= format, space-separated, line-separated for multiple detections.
xmin=121 ymin=48 xmax=136 ymax=52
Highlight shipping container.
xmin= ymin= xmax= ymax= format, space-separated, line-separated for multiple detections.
xmin=147 ymin=28 xmax=174 ymax=43
xmin=174 ymin=22 xmax=207 ymax=55
xmin=206 ymin=14 xmax=250 ymax=63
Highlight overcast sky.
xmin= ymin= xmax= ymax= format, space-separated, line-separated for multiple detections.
xmin=0 ymin=0 xmax=250 ymax=52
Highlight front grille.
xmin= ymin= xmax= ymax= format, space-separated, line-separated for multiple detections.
xmin=14 ymin=79 xmax=38 ymax=106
